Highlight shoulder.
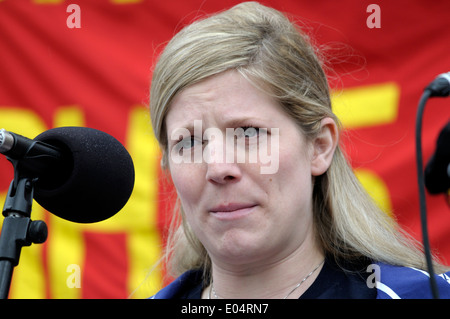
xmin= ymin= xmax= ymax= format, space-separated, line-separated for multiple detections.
xmin=375 ymin=262 xmax=450 ymax=299
xmin=149 ymin=269 xmax=203 ymax=299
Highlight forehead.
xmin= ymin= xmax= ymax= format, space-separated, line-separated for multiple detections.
xmin=165 ymin=70 xmax=286 ymax=129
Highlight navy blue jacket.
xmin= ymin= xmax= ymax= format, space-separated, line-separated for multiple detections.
xmin=150 ymin=261 xmax=450 ymax=299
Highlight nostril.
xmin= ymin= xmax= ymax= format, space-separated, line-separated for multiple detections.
xmin=205 ymin=161 xmax=242 ymax=185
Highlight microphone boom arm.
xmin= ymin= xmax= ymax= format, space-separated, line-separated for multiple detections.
xmin=0 ymin=157 xmax=48 ymax=299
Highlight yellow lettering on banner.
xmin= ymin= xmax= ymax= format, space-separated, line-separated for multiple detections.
xmin=355 ymin=169 xmax=393 ymax=215
xmin=47 ymin=217 xmax=85 ymax=298
xmin=0 ymin=108 xmax=47 ymax=298
xmin=47 ymin=107 xmax=85 ymax=298
xmin=332 ymin=82 xmax=400 ymax=129
xmin=0 ymin=108 xmax=47 ymax=136
xmin=125 ymin=106 xmax=163 ymax=298
xmin=54 ymin=106 xmax=84 ymax=128
xmin=331 ymin=83 xmax=400 ymax=213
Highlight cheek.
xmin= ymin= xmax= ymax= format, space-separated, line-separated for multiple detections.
xmin=271 ymin=145 xmax=313 ymax=207
xmin=169 ymin=164 xmax=204 ymax=212
xmin=278 ymin=140 xmax=311 ymax=179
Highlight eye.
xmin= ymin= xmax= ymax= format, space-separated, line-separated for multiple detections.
xmin=243 ymin=126 xmax=259 ymax=138
xmin=177 ymin=136 xmax=201 ymax=150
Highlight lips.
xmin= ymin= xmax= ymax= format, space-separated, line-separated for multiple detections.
xmin=210 ymin=203 xmax=256 ymax=213
xmin=209 ymin=203 xmax=257 ymax=220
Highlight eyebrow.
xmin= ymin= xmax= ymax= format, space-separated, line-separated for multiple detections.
xmin=167 ymin=115 xmax=270 ymax=138
xmin=222 ymin=117 xmax=264 ymax=127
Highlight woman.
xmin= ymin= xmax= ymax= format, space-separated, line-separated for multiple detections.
xmin=149 ymin=2 xmax=450 ymax=299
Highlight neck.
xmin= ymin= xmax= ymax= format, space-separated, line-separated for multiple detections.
xmin=203 ymin=234 xmax=325 ymax=299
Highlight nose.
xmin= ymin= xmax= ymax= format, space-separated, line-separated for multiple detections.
xmin=206 ymin=161 xmax=242 ymax=184
xmin=204 ymin=139 xmax=242 ymax=185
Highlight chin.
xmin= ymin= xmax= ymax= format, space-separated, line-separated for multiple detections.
xmin=210 ymin=230 xmax=268 ymax=264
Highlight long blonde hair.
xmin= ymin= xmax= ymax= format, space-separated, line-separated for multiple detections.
xmin=149 ymin=1 xmax=446 ymax=278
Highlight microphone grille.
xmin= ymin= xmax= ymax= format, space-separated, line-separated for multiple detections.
xmin=33 ymin=127 xmax=135 ymax=223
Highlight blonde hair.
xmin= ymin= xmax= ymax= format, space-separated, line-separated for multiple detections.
xmin=149 ymin=1 xmax=446 ymax=278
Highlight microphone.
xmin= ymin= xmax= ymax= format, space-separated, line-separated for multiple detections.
xmin=425 ymin=72 xmax=450 ymax=97
xmin=0 ymin=127 xmax=135 ymax=223
xmin=1 ymin=128 xmax=64 ymax=177
xmin=425 ymin=121 xmax=450 ymax=194
xmin=415 ymin=72 xmax=450 ymax=299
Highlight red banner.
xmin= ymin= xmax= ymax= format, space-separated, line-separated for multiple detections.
xmin=0 ymin=0 xmax=449 ymax=298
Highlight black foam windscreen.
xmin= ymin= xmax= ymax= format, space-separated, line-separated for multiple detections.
xmin=33 ymin=127 xmax=135 ymax=223
xmin=425 ymin=122 xmax=450 ymax=194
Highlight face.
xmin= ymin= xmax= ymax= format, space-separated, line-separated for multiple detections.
xmin=165 ymin=70 xmax=320 ymax=269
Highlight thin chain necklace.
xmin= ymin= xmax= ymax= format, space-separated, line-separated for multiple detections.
xmin=208 ymin=259 xmax=324 ymax=299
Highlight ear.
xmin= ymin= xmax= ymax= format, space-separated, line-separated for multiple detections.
xmin=310 ymin=117 xmax=339 ymax=176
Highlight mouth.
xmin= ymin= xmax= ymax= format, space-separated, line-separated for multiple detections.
xmin=209 ymin=203 xmax=258 ymax=220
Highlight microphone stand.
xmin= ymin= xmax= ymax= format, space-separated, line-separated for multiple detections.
xmin=0 ymin=160 xmax=47 ymax=299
